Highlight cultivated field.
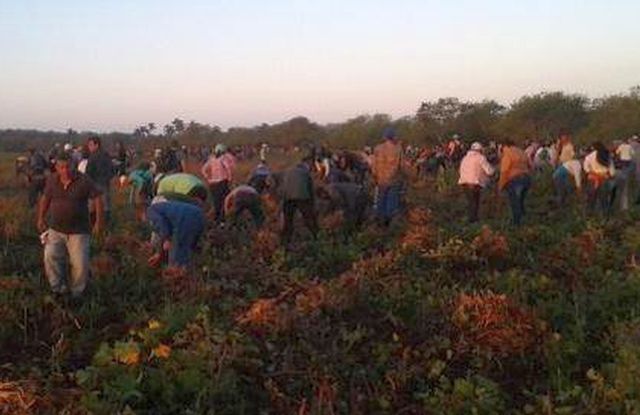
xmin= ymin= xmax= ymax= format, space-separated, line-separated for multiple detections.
xmin=1 ymin=151 xmax=640 ymax=414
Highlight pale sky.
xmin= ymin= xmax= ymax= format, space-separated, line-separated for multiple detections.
xmin=1 ymin=0 xmax=639 ymax=132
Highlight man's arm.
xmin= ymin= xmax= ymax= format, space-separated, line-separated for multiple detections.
xmin=37 ymin=195 xmax=51 ymax=233
xmin=92 ymin=195 xmax=104 ymax=235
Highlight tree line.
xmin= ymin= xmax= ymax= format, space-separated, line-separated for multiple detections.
xmin=1 ymin=87 xmax=639 ymax=153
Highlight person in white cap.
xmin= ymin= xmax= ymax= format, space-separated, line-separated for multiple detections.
xmin=458 ymin=142 xmax=495 ymax=223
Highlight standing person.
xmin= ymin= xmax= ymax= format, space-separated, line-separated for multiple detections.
xmin=615 ymin=139 xmax=635 ymax=211
xmin=259 ymin=143 xmax=269 ymax=163
xmin=86 ymin=136 xmax=114 ymax=225
xmin=76 ymin=146 xmax=90 ymax=174
xmin=146 ymin=198 xmax=206 ymax=270
xmin=371 ymin=128 xmax=404 ymax=226
xmin=458 ymin=142 xmax=495 ymax=223
xmin=115 ymin=141 xmax=129 ymax=178
xmin=556 ymin=132 xmax=576 ymax=165
xmin=552 ymin=159 xmax=583 ymax=206
xmin=201 ymin=144 xmax=234 ymax=224
xmin=281 ymin=157 xmax=318 ymax=245
xmin=583 ymin=142 xmax=616 ymax=215
xmin=498 ymin=140 xmax=532 ymax=226
xmin=26 ymin=147 xmax=48 ymax=208
xmin=37 ymin=152 xmax=104 ymax=298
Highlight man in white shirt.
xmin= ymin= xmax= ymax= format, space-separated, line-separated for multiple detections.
xmin=615 ymin=139 xmax=635 ymax=211
xmin=458 ymin=142 xmax=495 ymax=223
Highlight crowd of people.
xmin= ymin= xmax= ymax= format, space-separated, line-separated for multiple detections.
xmin=22 ymin=129 xmax=640 ymax=300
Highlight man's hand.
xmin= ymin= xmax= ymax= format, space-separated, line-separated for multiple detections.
xmin=92 ymin=220 xmax=104 ymax=237
xmin=37 ymin=218 xmax=47 ymax=233
xmin=148 ymin=252 xmax=163 ymax=268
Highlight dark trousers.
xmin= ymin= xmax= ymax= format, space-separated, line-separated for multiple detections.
xmin=505 ymin=175 xmax=531 ymax=226
xmin=588 ymin=179 xmax=616 ymax=216
xmin=282 ymin=199 xmax=318 ymax=244
xmin=209 ymin=180 xmax=230 ymax=224
xmin=463 ymin=184 xmax=481 ymax=223
xmin=28 ymin=175 xmax=46 ymax=208
xmin=342 ymin=190 xmax=368 ymax=236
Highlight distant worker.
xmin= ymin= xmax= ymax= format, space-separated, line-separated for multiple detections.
xmin=552 ymin=158 xmax=582 ymax=206
xmin=202 ymin=144 xmax=235 ymax=224
xmin=498 ymin=140 xmax=532 ymax=226
xmin=458 ymin=142 xmax=495 ymax=223
xmin=156 ymin=172 xmax=209 ymax=204
xmin=146 ymin=196 xmax=206 ymax=269
xmin=86 ymin=136 xmax=115 ymax=225
xmin=26 ymin=147 xmax=48 ymax=208
xmin=584 ymin=142 xmax=616 ymax=215
xmin=248 ymin=161 xmax=271 ymax=194
xmin=127 ymin=162 xmax=154 ymax=221
xmin=224 ymin=184 xmax=265 ymax=228
xmin=371 ymin=127 xmax=404 ymax=226
xmin=615 ymin=138 xmax=635 ymax=211
xmin=280 ymin=156 xmax=318 ymax=245
xmin=259 ymin=143 xmax=269 ymax=162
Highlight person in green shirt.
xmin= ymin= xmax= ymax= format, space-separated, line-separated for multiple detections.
xmin=155 ymin=173 xmax=209 ymax=205
xmin=128 ymin=162 xmax=154 ymax=221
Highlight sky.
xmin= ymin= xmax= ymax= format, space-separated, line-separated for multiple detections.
xmin=1 ymin=0 xmax=639 ymax=132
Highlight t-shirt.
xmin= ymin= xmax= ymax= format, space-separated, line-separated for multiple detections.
xmin=281 ymin=164 xmax=314 ymax=200
xmin=44 ymin=173 xmax=102 ymax=234
xmin=157 ymin=173 xmax=206 ymax=197
xmin=86 ymin=150 xmax=114 ymax=187
xmin=616 ymin=143 xmax=635 ymax=162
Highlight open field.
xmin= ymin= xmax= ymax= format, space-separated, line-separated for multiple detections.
xmin=1 ymin=151 xmax=640 ymax=414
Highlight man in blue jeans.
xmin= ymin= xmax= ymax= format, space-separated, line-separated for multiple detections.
xmin=498 ymin=141 xmax=532 ymax=226
xmin=372 ymin=128 xmax=404 ymax=226
xmin=146 ymin=198 xmax=206 ymax=269
xmin=37 ymin=152 xmax=104 ymax=298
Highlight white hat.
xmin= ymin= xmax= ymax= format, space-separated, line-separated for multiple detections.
xmin=471 ymin=142 xmax=483 ymax=151
xmin=63 ymin=143 xmax=73 ymax=151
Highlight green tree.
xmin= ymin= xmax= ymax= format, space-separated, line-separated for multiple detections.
xmin=497 ymin=92 xmax=589 ymax=143
xmin=579 ymin=88 xmax=640 ymax=144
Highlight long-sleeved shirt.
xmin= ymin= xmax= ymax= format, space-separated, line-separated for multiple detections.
xmin=146 ymin=200 xmax=205 ymax=242
xmin=458 ymin=150 xmax=495 ymax=188
xmin=86 ymin=150 xmax=114 ymax=186
xmin=201 ymin=155 xmax=233 ymax=184
xmin=281 ymin=164 xmax=314 ymax=200
xmin=499 ymin=146 xmax=531 ymax=190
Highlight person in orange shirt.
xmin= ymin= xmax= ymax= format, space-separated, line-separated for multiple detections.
xmin=498 ymin=140 xmax=532 ymax=225
xmin=371 ymin=128 xmax=404 ymax=226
